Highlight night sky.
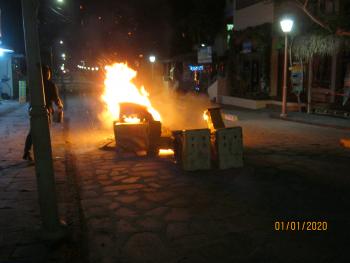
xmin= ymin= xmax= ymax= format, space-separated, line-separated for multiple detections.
xmin=0 ymin=0 xmax=24 ymax=53
xmin=0 ymin=0 xmax=225 ymax=62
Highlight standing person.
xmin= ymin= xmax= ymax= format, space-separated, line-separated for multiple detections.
xmin=23 ymin=65 xmax=63 ymax=161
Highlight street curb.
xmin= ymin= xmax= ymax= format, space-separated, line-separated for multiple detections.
xmin=270 ymin=114 xmax=350 ymax=131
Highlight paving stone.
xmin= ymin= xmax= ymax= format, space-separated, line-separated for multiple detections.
xmin=108 ymin=202 xmax=121 ymax=211
xmin=80 ymin=189 xmax=99 ymax=199
xmin=86 ymin=217 xmax=114 ymax=231
xmin=164 ymin=208 xmax=191 ymax=222
xmin=133 ymin=200 xmax=156 ymax=210
xmin=103 ymin=192 xmax=119 ymax=197
xmin=110 ymin=170 xmax=120 ymax=176
xmin=131 ymin=171 xmax=158 ymax=177
xmin=166 ymin=222 xmax=189 ymax=240
xmin=136 ymin=217 xmax=163 ymax=231
xmin=115 ymin=207 xmax=138 ymax=218
xmin=81 ymin=199 xmax=111 ymax=208
xmin=145 ymin=207 xmax=169 ymax=217
xmin=121 ymin=176 xmax=141 ymax=184
xmin=97 ymin=175 xmax=109 ymax=180
xmin=99 ymin=180 xmax=114 ymax=186
xmin=116 ymin=195 xmax=139 ymax=204
xmin=144 ymin=192 xmax=174 ymax=202
xmin=110 ymin=175 xmax=127 ymax=182
xmin=116 ymin=219 xmax=137 ymax=233
xmin=125 ymin=190 xmax=139 ymax=194
xmin=11 ymin=243 xmax=48 ymax=260
xmin=95 ymin=169 xmax=108 ymax=175
xmin=148 ymin=182 xmax=162 ymax=188
xmin=103 ymin=184 xmax=144 ymax=192
xmin=123 ymin=233 xmax=167 ymax=262
xmin=166 ymin=197 xmax=190 ymax=208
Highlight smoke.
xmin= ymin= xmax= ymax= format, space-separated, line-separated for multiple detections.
xmin=150 ymin=87 xmax=215 ymax=132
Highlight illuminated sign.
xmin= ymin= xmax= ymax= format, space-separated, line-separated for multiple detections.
xmin=189 ymin=65 xmax=204 ymax=71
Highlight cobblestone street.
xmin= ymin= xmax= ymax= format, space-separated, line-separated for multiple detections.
xmin=64 ymin=94 xmax=350 ymax=263
xmin=1 ymin=94 xmax=350 ymax=262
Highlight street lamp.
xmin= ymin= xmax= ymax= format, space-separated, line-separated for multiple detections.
xmin=280 ymin=18 xmax=294 ymax=118
xmin=59 ymin=40 xmax=64 ymax=45
xmin=149 ymin=55 xmax=156 ymax=63
xmin=149 ymin=55 xmax=156 ymax=81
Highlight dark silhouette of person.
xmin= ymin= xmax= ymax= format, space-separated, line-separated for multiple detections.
xmin=23 ymin=65 xmax=63 ymax=161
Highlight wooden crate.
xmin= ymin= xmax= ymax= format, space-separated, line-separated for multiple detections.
xmin=215 ymin=127 xmax=243 ymax=169
xmin=114 ymin=122 xmax=149 ymax=153
xmin=173 ymin=129 xmax=211 ymax=171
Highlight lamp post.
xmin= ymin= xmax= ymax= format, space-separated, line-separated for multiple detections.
xmin=149 ymin=55 xmax=156 ymax=82
xmin=280 ymin=18 xmax=294 ymax=118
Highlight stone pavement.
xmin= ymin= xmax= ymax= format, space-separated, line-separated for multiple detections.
xmin=72 ymin=147 xmax=350 ymax=263
xmin=0 ymin=101 xmax=83 ymax=263
xmin=61 ymin=94 xmax=350 ymax=263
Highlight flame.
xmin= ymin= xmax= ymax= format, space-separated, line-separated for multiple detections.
xmin=101 ymin=63 xmax=161 ymax=124
xmin=123 ymin=116 xmax=141 ymax=124
xmin=203 ymin=110 xmax=209 ymax=121
xmin=159 ymin=149 xmax=174 ymax=156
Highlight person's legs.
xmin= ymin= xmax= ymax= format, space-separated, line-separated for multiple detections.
xmin=23 ymin=131 xmax=33 ymax=161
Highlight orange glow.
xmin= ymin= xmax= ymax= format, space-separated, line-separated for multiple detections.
xmin=123 ymin=116 xmax=141 ymax=124
xmin=159 ymin=149 xmax=174 ymax=156
xmin=340 ymin=139 xmax=350 ymax=148
xmin=203 ymin=110 xmax=209 ymax=121
xmin=101 ymin=63 xmax=161 ymax=124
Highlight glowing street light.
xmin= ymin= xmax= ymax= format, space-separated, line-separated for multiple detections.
xmin=149 ymin=55 xmax=156 ymax=63
xmin=57 ymin=0 xmax=64 ymax=3
xmin=280 ymin=18 xmax=294 ymax=118
xmin=59 ymin=40 xmax=64 ymax=45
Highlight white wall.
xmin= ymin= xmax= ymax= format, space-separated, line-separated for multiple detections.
xmin=234 ymin=1 xmax=274 ymax=30
xmin=0 ymin=55 xmax=13 ymax=98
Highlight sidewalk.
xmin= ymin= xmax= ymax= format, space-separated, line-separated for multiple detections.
xmin=221 ymin=104 xmax=350 ymax=130
xmin=271 ymin=111 xmax=350 ymax=130
xmin=0 ymin=101 xmax=82 ymax=263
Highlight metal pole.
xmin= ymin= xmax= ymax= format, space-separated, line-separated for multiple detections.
xmin=151 ymin=63 xmax=154 ymax=82
xmin=307 ymin=57 xmax=313 ymax=114
xmin=21 ymin=0 xmax=66 ymax=240
xmin=281 ymin=34 xmax=288 ymax=118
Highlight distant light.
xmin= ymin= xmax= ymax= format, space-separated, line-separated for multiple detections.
xmin=87 ymin=67 xmax=91 ymax=70
xmin=57 ymin=0 xmax=64 ymax=3
xmin=139 ymin=54 xmax=143 ymax=58
xmin=280 ymin=18 xmax=294 ymax=33
xmin=201 ymin=43 xmax=206 ymax=47
xmin=149 ymin=55 xmax=156 ymax=63
xmin=61 ymin=53 xmax=66 ymax=58
xmin=95 ymin=67 xmax=99 ymax=71
xmin=0 ymin=47 xmax=14 ymax=57
xmin=59 ymin=40 xmax=64 ymax=45
xmin=189 ymin=65 xmax=204 ymax=71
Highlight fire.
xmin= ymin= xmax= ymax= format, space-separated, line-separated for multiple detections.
xmin=101 ymin=63 xmax=161 ymax=124
xmin=159 ymin=149 xmax=174 ymax=156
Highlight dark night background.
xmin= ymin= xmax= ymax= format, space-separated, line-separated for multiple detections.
xmin=0 ymin=0 xmax=225 ymax=64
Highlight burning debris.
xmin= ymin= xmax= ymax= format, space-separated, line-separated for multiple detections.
xmin=101 ymin=63 xmax=243 ymax=170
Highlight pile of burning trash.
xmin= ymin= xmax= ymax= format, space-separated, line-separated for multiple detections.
xmin=101 ymin=63 xmax=243 ymax=171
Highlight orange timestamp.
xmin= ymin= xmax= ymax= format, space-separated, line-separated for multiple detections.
xmin=274 ymin=221 xmax=328 ymax=231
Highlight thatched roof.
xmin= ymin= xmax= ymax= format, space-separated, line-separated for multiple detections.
xmin=291 ymin=34 xmax=343 ymax=60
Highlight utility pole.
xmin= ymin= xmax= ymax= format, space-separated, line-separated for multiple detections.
xmin=21 ymin=0 xmax=66 ymax=240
